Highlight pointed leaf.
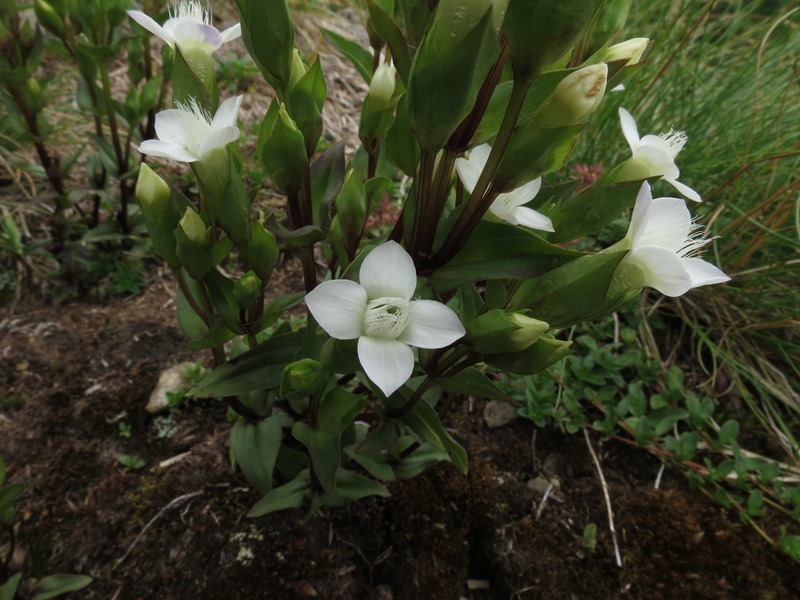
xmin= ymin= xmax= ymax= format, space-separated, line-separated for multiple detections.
xmin=247 ymin=470 xmax=311 ymax=517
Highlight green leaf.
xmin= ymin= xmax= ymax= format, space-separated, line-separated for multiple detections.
xmin=291 ymin=422 xmax=341 ymax=495
xmin=649 ymin=407 xmax=689 ymax=437
xmin=395 ymin=443 xmax=449 ymax=478
xmin=29 ymin=575 xmax=93 ymax=600
xmin=253 ymin=292 xmax=305 ymax=332
xmin=320 ymin=28 xmax=373 ymax=83
xmin=272 ymin=224 xmax=326 ymax=248
xmin=236 ymin=0 xmax=295 ymax=93
xmin=366 ymin=0 xmax=412 ymax=84
xmin=396 ymin=0 xmax=433 ymax=46
xmin=231 ymin=414 xmax=291 ymax=495
xmin=718 ymin=420 xmax=740 ymax=446
xmin=343 ymin=446 xmax=396 ymax=482
xmin=319 ymin=469 xmax=390 ymax=506
xmin=309 ymin=142 xmax=346 ymax=229
xmin=484 ymin=334 xmax=572 ymax=375
xmin=384 ymin=96 xmax=421 ymax=177
xmin=0 ymin=573 xmax=22 ymax=600
xmin=247 ymin=470 xmax=311 ymax=517
xmin=0 ymin=483 xmax=24 ymax=515
xmin=429 ymin=221 xmax=580 ymax=290
xmin=0 ymin=456 xmax=6 ymax=487
xmin=318 ymin=388 xmax=369 ymax=434
xmin=189 ymin=331 xmax=304 ymax=397
xmin=288 ymin=57 xmax=327 ymax=156
xmin=435 ymin=367 xmax=511 ymax=402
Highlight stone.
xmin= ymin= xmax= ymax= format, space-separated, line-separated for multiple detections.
xmin=145 ymin=362 xmax=196 ymax=414
xmin=483 ymin=400 xmax=520 ymax=428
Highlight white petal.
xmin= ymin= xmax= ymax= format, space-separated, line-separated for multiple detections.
xmin=627 ymin=245 xmax=692 ymax=297
xmin=684 ymin=257 xmax=730 ymax=288
xmin=138 ymin=140 xmax=198 ymax=162
xmin=500 ymin=177 xmax=541 ymax=209
xmin=664 ymin=177 xmax=702 ymax=202
xmin=220 ymin=23 xmax=242 ymax=44
xmin=359 ymin=241 xmax=417 ymax=300
xmin=357 ymin=337 xmax=414 ymax=397
xmin=305 ymin=280 xmax=367 ymax=340
xmin=488 ymin=196 xmax=517 ymax=224
xmin=399 ymin=300 xmax=465 ymax=349
xmin=634 ymin=196 xmax=692 ymax=253
xmin=128 ymin=10 xmax=176 ymax=46
xmin=627 ymin=182 xmax=653 ymax=241
xmin=631 ymin=145 xmax=679 ymax=180
xmin=154 ymin=108 xmax=190 ymax=145
xmin=455 ymin=146 xmax=486 ymax=194
xmin=510 ymin=206 xmax=554 ymax=232
xmin=211 ymin=96 xmax=243 ymax=130
xmin=171 ymin=20 xmax=222 ymax=53
xmin=198 ymin=126 xmax=239 ymax=157
xmin=619 ymin=107 xmax=640 ymax=152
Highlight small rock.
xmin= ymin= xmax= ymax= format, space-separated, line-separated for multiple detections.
xmin=145 ymin=362 xmax=195 ymax=414
xmin=483 ymin=400 xmax=519 ymax=428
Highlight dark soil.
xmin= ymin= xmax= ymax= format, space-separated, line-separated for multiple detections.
xmin=1 ymin=272 xmax=798 ymax=600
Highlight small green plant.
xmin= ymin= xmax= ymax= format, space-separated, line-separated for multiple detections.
xmin=118 ymin=455 xmax=146 ymax=472
xmin=582 ymin=523 xmax=598 ymax=553
xmin=118 ymin=421 xmax=132 ymax=438
xmin=1 ymin=456 xmax=92 ymax=598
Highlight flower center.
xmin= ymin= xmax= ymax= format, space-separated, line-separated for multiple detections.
xmin=362 ymin=297 xmax=411 ymax=340
xmin=656 ymin=129 xmax=687 ymax=159
xmin=175 ymin=98 xmax=213 ymax=156
xmin=171 ymin=0 xmax=212 ymax=24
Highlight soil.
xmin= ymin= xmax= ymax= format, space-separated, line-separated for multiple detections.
xmin=1 ymin=266 xmax=798 ymax=600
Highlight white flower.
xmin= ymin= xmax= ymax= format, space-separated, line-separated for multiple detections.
xmin=616 ymin=107 xmax=701 ymax=202
xmin=616 ymin=182 xmax=730 ymax=297
xmin=138 ymin=96 xmax=242 ymax=163
xmin=305 ymin=242 xmax=465 ymax=397
xmin=455 ymin=144 xmax=554 ymax=232
xmin=601 ymin=38 xmax=650 ymax=66
xmin=128 ymin=1 xmax=241 ymax=55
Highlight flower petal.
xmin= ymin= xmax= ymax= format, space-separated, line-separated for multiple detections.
xmin=633 ymin=196 xmax=692 ymax=253
xmin=510 ymin=206 xmax=555 ymax=232
xmin=663 ymin=177 xmax=702 ymax=202
xmin=357 ymin=337 xmax=414 ymax=397
xmin=626 ymin=245 xmax=692 ymax=297
xmin=198 ymin=126 xmax=240 ymax=158
xmin=220 ymin=23 xmax=242 ymax=44
xmin=154 ymin=108 xmax=191 ymax=145
xmin=501 ymin=177 xmax=542 ymax=209
xmin=631 ymin=144 xmax=679 ymax=180
xmin=619 ymin=107 xmax=640 ymax=152
xmin=399 ymin=300 xmax=465 ymax=349
xmin=627 ymin=182 xmax=653 ymax=241
xmin=683 ymin=257 xmax=730 ymax=288
xmin=138 ymin=140 xmax=199 ymax=162
xmin=455 ymin=144 xmax=491 ymax=194
xmin=488 ymin=196 xmax=517 ymax=224
xmin=211 ymin=96 xmax=243 ymax=130
xmin=171 ymin=20 xmax=222 ymax=53
xmin=128 ymin=10 xmax=176 ymax=46
xmin=305 ymin=279 xmax=367 ymax=340
xmin=359 ymin=241 xmax=417 ymax=300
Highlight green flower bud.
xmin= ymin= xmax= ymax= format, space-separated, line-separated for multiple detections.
xmin=288 ymin=49 xmax=307 ymax=91
xmin=599 ymin=38 xmax=649 ymax=66
xmin=261 ymin=103 xmax=308 ymax=194
xmin=179 ymin=207 xmax=209 ymax=246
xmin=244 ymin=221 xmax=279 ymax=281
xmin=135 ymin=164 xmax=171 ymax=220
xmin=34 ymin=0 xmax=66 ymax=38
xmin=368 ymin=62 xmax=397 ymax=108
xmin=532 ymin=63 xmax=607 ymax=128
xmin=466 ymin=309 xmax=549 ymax=354
xmin=280 ymin=358 xmax=328 ymax=404
xmin=232 ymin=270 xmax=263 ymax=309
xmin=334 ymin=170 xmax=367 ymax=241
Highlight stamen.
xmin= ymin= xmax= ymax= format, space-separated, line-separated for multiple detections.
xmin=363 ymin=297 xmax=411 ymax=340
xmin=658 ymin=129 xmax=687 ymax=158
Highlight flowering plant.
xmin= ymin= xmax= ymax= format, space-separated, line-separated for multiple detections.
xmin=132 ymin=0 xmax=729 ymax=515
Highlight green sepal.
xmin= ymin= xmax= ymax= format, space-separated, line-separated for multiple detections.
xmin=260 ymin=103 xmax=309 ymax=195
xmin=231 ymin=413 xmax=292 ymax=494
xmin=29 ymin=574 xmax=93 ymax=600
xmin=242 ymin=220 xmax=279 ymax=281
xmin=335 ymin=169 xmax=367 ymax=240
xmin=546 ymin=180 xmax=643 ymax=243
xmin=509 ymin=251 xmax=629 ymax=328
xmin=494 ymin=124 xmax=583 ymax=193
xmin=193 ymin=149 xmax=252 ymax=248
xmin=189 ymin=331 xmax=305 ymax=397
xmin=320 ymin=28 xmax=373 ymax=83
xmin=139 ymin=183 xmax=190 ymax=270
xmin=174 ymin=225 xmax=214 ymax=280
xmin=172 ymin=46 xmax=216 ymax=111
xmin=236 ymin=0 xmax=295 ymax=95
xmin=288 ymin=57 xmax=327 ymax=156
xmin=291 ymin=421 xmax=341 ymax=495
xmin=366 ymin=0 xmax=412 ymax=84
xmin=406 ymin=7 xmax=499 ymax=150
xmin=429 ymin=221 xmax=580 ymax=291
xmin=484 ymin=334 xmax=572 ymax=375
xmin=247 ymin=469 xmax=311 ymax=517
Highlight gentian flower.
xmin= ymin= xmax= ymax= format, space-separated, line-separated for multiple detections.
xmin=613 ymin=182 xmax=729 ymax=297
xmin=138 ymin=96 xmax=242 ymax=163
xmin=455 ymin=144 xmax=554 ymax=232
xmin=305 ymin=241 xmax=465 ymax=396
xmin=615 ymin=107 xmax=701 ymax=202
xmin=128 ymin=1 xmax=241 ymax=55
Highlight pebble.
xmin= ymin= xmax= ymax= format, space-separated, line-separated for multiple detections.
xmin=483 ymin=400 xmax=520 ymax=428
xmin=145 ymin=362 xmax=195 ymax=414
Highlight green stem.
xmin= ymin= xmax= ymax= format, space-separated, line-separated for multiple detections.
xmin=430 ymin=77 xmax=532 ymax=267
xmin=409 ymin=148 xmax=436 ymax=260
xmin=177 ymin=270 xmax=209 ymax=326
xmin=98 ymin=61 xmax=131 ymax=232
xmin=417 ymin=149 xmax=456 ymax=262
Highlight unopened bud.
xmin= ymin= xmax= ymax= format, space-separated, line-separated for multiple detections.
xmin=179 ymin=207 xmax=209 ymax=246
xmin=334 ymin=170 xmax=367 ymax=240
xmin=135 ymin=164 xmax=171 ymax=219
xmin=508 ymin=313 xmax=550 ymax=347
xmin=232 ymin=271 xmax=263 ymax=308
xmin=600 ymin=38 xmax=649 ymax=66
xmin=466 ymin=309 xmax=549 ymax=354
xmin=368 ymin=62 xmax=397 ymax=108
xmin=280 ymin=358 xmax=327 ymax=405
xmin=34 ymin=0 xmax=66 ymax=38
xmin=245 ymin=221 xmax=279 ymax=282
xmin=288 ymin=49 xmax=307 ymax=90
xmin=533 ymin=63 xmax=607 ymax=128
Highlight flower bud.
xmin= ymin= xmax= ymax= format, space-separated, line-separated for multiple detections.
xmin=334 ymin=170 xmax=367 ymax=241
xmin=466 ymin=309 xmax=549 ymax=354
xmin=280 ymin=358 xmax=328 ymax=405
xmin=232 ymin=271 xmax=263 ymax=309
xmin=600 ymin=38 xmax=649 ymax=66
xmin=34 ymin=0 xmax=66 ymax=38
xmin=179 ymin=207 xmax=209 ymax=246
xmin=135 ymin=164 xmax=171 ymax=219
xmin=368 ymin=62 xmax=397 ymax=109
xmin=244 ymin=221 xmax=279 ymax=282
xmin=533 ymin=63 xmax=607 ymax=128
xmin=261 ymin=103 xmax=308 ymax=194
xmin=288 ymin=49 xmax=307 ymax=91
